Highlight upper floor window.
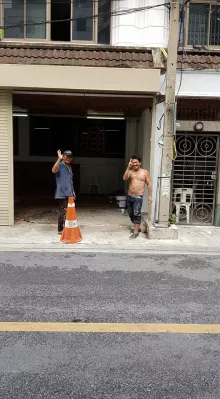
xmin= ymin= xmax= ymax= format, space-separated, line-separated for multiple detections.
xmin=187 ymin=2 xmax=220 ymax=46
xmin=1 ymin=0 xmax=110 ymax=44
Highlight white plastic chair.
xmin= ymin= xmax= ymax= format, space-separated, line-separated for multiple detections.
xmin=89 ymin=176 xmax=101 ymax=195
xmin=174 ymin=188 xmax=193 ymax=224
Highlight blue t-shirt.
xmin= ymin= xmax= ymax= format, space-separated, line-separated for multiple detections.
xmin=55 ymin=162 xmax=74 ymax=199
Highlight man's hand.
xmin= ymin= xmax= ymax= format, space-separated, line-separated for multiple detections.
xmin=57 ymin=150 xmax=63 ymax=160
xmin=52 ymin=150 xmax=63 ymax=174
xmin=148 ymin=196 xmax=152 ymax=205
xmin=128 ymin=159 xmax=133 ymax=170
xmin=123 ymin=159 xmax=133 ymax=181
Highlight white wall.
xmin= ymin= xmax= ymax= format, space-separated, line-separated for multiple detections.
xmin=176 ymin=70 xmax=220 ymax=98
xmin=124 ymin=118 xmax=139 ymax=195
xmin=137 ymin=109 xmax=152 ymax=213
xmin=111 ymin=0 xmax=169 ymax=47
xmin=77 ymin=157 xmax=124 ymax=194
xmin=14 ymin=117 xmax=125 ymax=195
xmin=124 ymin=111 xmax=153 ymax=214
xmin=125 ymin=118 xmax=139 ymax=165
xmin=160 ymin=70 xmax=220 ymax=98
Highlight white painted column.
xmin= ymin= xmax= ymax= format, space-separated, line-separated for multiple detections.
xmin=137 ymin=109 xmax=152 ymax=214
xmin=125 ymin=118 xmax=138 ymax=165
xmin=0 ymin=90 xmax=14 ymax=225
xmin=124 ymin=118 xmax=139 ymax=193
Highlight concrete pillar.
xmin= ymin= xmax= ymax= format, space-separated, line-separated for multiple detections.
xmin=137 ymin=109 xmax=152 ymax=214
xmin=149 ymin=102 xmax=164 ymax=224
xmin=18 ymin=117 xmax=30 ymax=159
xmin=0 ymin=90 xmax=14 ymax=225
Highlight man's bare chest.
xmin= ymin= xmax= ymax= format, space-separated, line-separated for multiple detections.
xmin=130 ymin=172 xmax=145 ymax=182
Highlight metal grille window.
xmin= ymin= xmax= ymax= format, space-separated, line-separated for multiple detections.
xmin=177 ymin=99 xmax=220 ymax=121
xmin=187 ymin=2 xmax=220 ymax=46
xmin=172 ymin=134 xmax=218 ymax=225
xmin=81 ymin=126 xmax=105 ymax=153
xmin=177 ymin=106 xmax=220 ymax=121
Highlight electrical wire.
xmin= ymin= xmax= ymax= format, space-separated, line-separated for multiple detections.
xmin=0 ymin=2 xmax=169 ymax=30
xmin=0 ymin=0 xmax=159 ymax=3
xmin=176 ymin=4 xmax=185 ymax=99
xmin=157 ymin=114 xmax=164 ymax=131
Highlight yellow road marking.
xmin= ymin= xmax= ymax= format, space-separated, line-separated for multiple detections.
xmin=0 ymin=323 xmax=220 ymax=334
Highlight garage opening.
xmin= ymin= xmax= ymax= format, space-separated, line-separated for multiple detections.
xmin=12 ymin=91 xmax=152 ymax=238
xmin=13 ymin=114 xmax=126 ymax=225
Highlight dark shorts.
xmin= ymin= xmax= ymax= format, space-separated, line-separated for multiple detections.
xmin=127 ymin=195 xmax=143 ymax=225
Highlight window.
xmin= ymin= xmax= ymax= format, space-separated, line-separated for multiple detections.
xmin=98 ymin=0 xmax=111 ymax=44
xmin=81 ymin=125 xmax=105 ymax=153
xmin=51 ymin=0 xmax=71 ymax=42
xmin=30 ymin=116 xmax=76 ymax=156
xmin=187 ymin=2 xmax=220 ymax=46
xmin=30 ymin=117 xmax=125 ymax=158
xmin=4 ymin=0 xmax=46 ymax=39
xmin=2 ymin=0 xmax=111 ymax=44
xmin=72 ymin=0 xmax=93 ymax=42
xmin=77 ymin=119 xmax=125 ymax=157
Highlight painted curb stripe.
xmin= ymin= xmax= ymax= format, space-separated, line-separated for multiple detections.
xmin=0 ymin=323 xmax=220 ymax=333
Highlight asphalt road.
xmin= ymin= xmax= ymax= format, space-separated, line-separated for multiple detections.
xmin=0 ymin=252 xmax=220 ymax=398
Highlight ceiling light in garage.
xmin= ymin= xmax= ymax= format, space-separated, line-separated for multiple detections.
xmin=13 ymin=113 xmax=28 ymax=117
xmin=87 ymin=116 xmax=125 ymax=120
xmin=13 ymin=107 xmax=28 ymax=117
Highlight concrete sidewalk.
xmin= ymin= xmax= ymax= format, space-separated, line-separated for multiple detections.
xmin=0 ymin=206 xmax=220 ymax=252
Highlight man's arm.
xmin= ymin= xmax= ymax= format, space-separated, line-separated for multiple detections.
xmin=52 ymin=150 xmax=63 ymax=174
xmin=123 ymin=159 xmax=132 ymax=181
xmin=145 ymin=171 xmax=152 ymax=204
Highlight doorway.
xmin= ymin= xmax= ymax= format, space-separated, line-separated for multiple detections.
xmin=13 ymin=115 xmax=126 ymax=223
xmin=172 ymin=133 xmax=219 ymax=225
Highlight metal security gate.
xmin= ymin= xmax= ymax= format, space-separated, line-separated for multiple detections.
xmin=172 ymin=134 xmax=218 ymax=225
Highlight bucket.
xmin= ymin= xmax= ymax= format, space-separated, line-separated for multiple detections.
xmin=115 ymin=196 xmax=127 ymax=209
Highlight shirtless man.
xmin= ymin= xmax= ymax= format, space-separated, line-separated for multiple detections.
xmin=123 ymin=155 xmax=152 ymax=239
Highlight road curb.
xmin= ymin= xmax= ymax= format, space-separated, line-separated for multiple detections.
xmin=0 ymin=244 xmax=220 ymax=255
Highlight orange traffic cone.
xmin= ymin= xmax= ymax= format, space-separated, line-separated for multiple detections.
xmin=60 ymin=197 xmax=82 ymax=244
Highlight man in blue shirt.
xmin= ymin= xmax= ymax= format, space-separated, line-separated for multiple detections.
xmin=52 ymin=150 xmax=76 ymax=234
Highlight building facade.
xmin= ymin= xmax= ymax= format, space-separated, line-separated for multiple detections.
xmin=1 ymin=0 xmax=220 ymax=228
xmin=0 ymin=0 xmax=168 ymax=226
xmin=151 ymin=0 xmax=220 ymax=227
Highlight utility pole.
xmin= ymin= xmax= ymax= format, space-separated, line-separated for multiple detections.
xmin=158 ymin=0 xmax=179 ymax=225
